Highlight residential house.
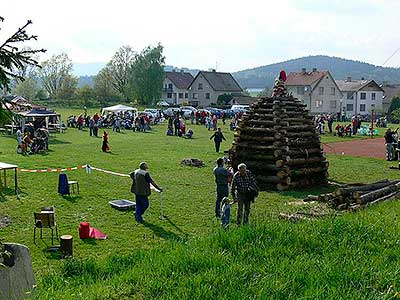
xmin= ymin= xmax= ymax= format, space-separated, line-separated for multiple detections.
xmin=188 ymin=70 xmax=242 ymax=107
xmin=336 ymin=77 xmax=384 ymax=117
xmin=381 ymin=83 xmax=400 ymax=113
xmin=162 ymin=71 xmax=194 ymax=105
xmin=286 ymin=68 xmax=343 ymax=114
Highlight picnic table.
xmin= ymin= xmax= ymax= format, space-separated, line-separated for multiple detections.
xmin=5 ymin=124 xmax=17 ymax=135
xmin=0 ymin=162 xmax=18 ymax=195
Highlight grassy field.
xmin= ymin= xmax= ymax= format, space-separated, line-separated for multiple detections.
xmin=1 ymin=108 xmax=400 ymax=299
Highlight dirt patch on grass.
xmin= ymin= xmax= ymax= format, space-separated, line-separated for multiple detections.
xmin=324 ymin=137 xmax=385 ymax=159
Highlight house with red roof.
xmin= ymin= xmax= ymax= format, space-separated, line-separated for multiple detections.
xmin=162 ymin=70 xmax=194 ymax=105
xmin=286 ymin=68 xmax=342 ymax=114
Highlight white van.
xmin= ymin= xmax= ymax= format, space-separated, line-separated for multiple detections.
xmin=231 ymin=104 xmax=249 ymax=113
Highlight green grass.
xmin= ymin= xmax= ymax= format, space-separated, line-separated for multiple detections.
xmin=1 ymin=108 xmax=400 ymax=299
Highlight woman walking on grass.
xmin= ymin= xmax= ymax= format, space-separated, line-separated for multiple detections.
xmin=102 ymin=131 xmax=110 ymax=152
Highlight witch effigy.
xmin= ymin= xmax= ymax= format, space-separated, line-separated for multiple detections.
xmin=229 ymin=70 xmax=329 ymax=191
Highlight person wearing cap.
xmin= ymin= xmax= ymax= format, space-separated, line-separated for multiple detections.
xmin=231 ymin=163 xmax=258 ymax=225
xmin=130 ymin=162 xmax=162 ymax=223
xmin=213 ymin=157 xmax=231 ymax=218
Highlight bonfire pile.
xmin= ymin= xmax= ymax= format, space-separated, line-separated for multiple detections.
xmin=229 ymin=71 xmax=328 ymax=191
xmin=303 ymin=179 xmax=400 ymax=210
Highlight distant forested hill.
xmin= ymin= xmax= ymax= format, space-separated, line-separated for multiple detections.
xmin=233 ymin=55 xmax=400 ymax=89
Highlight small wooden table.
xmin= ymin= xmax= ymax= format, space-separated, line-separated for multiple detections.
xmin=0 ymin=162 xmax=18 ymax=195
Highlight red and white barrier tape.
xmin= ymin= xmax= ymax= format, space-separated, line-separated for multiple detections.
xmin=88 ymin=166 xmax=130 ymax=177
xmin=18 ymin=165 xmax=87 ymax=173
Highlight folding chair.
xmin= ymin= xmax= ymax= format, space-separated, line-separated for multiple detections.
xmin=34 ymin=208 xmax=59 ymax=244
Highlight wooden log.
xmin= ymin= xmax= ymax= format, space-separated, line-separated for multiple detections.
xmin=336 ymin=179 xmax=398 ymax=197
xmin=235 ymin=143 xmax=289 ymax=152
xmin=257 ymin=176 xmax=291 ymax=185
xmin=290 ymin=167 xmax=328 ymax=178
xmin=60 ymin=234 xmax=73 ymax=258
xmin=286 ymin=132 xmax=315 ymax=138
xmin=286 ymin=157 xmax=326 ymax=166
xmin=303 ymin=195 xmax=319 ymax=202
xmin=286 ymin=125 xmax=316 ymax=131
xmin=358 ymin=182 xmax=400 ymax=205
xmin=236 ymin=127 xmax=276 ymax=134
xmin=287 ymin=148 xmax=323 ymax=157
xmin=234 ymin=136 xmax=279 ymax=143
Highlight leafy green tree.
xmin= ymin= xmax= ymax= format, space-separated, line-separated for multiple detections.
xmin=130 ymin=44 xmax=165 ymax=105
xmin=94 ymin=67 xmax=121 ymax=106
xmin=108 ymin=45 xmax=136 ymax=101
xmin=388 ymin=97 xmax=400 ymax=122
xmin=38 ymin=53 xmax=76 ymax=99
xmin=13 ymin=77 xmax=39 ymax=100
xmin=217 ymin=93 xmax=233 ymax=105
xmin=55 ymin=74 xmax=78 ymax=100
xmin=390 ymin=108 xmax=400 ymax=124
xmin=76 ymin=84 xmax=96 ymax=106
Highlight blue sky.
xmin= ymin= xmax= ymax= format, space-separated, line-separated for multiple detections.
xmin=2 ymin=0 xmax=399 ymax=74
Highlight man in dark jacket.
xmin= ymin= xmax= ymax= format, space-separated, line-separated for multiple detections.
xmin=231 ymin=163 xmax=258 ymax=225
xmin=210 ymin=127 xmax=226 ymax=153
xmin=130 ymin=162 xmax=162 ymax=223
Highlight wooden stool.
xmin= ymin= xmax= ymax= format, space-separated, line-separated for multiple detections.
xmin=68 ymin=181 xmax=79 ymax=194
xmin=60 ymin=235 xmax=73 ymax=258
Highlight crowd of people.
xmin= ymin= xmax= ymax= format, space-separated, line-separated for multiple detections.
xmin=67 ymin=110 xmax=163 ymax=135
xmin=16 ymin=125 xmax=49 ymax=155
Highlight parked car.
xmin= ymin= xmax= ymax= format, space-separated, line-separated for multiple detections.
xmin=163 ymin=107 xmax=180 ymax=117
xmin=205 ymin=107 xmax=223 ymax=118
xmin=231 ymin=104 xmax=249 ymax=113
xmin=223 ymin=109 xmax=235 ymax=118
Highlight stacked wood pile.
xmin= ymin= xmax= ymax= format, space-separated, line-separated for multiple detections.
xmin=180 ymin=158 xmax=204 ymax=167
xmin=303 ymin=179 xmax=400 ymax=210
xmin=229 ymin=95 xmax=328 ymax=191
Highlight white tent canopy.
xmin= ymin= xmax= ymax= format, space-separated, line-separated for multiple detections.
xmin=101 ymin=104 xmax=137 ymax=116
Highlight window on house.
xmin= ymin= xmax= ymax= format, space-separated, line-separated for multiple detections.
xmin=371 ymin=93 xmax=376 ymax=100
xmin=360 ymin=104 xmax=366 ymax=112
xmin=192 ymin=93 xmax=198 ymax=99
xmin=360 ymin=92 xmax=366 ymax=100
xmin=331 ymin=87 xmax=335 ymax=95
xmin=297 ymin=86 xmax=305 ymax=95
xmin=168 ymin=83 xmax=173 ymax=90
xmin=347 ymin=92 xmax=354 ymax=99
xmin=198 ymin=83 xmax=203 ymax=90
xmin=179 ymin=93 xmax=183 ymax=99
xmin=315 ymin=100 xmax=323 ymax=108
xmin=205 ymin=93 xmax=210 ymax=99
xmin=319 ymin=87 xmax=324 ymax=95
xmin=167 ymin=93 xmax=172 ymax=98
xmin=330 ymin=100 xmax=336 ymax=109
xmin=164 ymin=84 xmax=167 ymax=89
xmin=346 ymin=104 xmax=354 ymax=111
xmin=185 ymin=93 xmax=188 ymax=99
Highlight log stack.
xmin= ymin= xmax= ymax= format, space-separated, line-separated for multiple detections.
xmin=229 ymin=72 xmax=328 ymax=191
xmin=303 ymin=179 xmax=400 ymax=210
